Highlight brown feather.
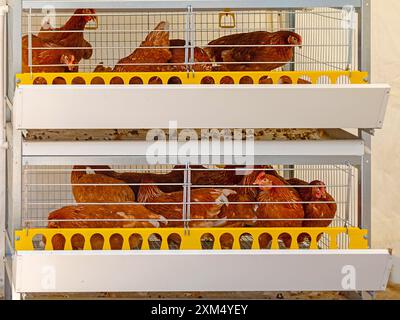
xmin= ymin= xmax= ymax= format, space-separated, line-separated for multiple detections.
xmin=137 ymin=181 xmax=235 ymax=227
xmin=71 ymin=166 xmax=135 ymax=204
xmin=47 ymin=204 xmax=167 ymax=250
xmin=113 ymin=21 xmax=172 ymax=74
xmin=206 ymin=31 xmax=302 ymax=71
xmin=287 ymin=178 xmax=337 ymax=228
xmin=37 ymin=8 xmax=96 ymax=62
xmin=255 ymin=174 xmax=304 ymax=228
xmin=22 ymin=35 xmax=77 ymax=74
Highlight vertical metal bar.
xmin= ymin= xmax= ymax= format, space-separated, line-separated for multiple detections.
xmin=360 ymin=0 xmax=371 ymax=80
xmin=344 ymin=162 xmax=352 ymax=227
xmin=288 ymin=9 xmax=296 ymax=72
xmin=0 ymin=3 xmax=9 ymax=299
xmin=7 ymin=0 xmax=22 ymax=101
xmin=346 ymin=18 xmax=354 ymax=71
xmin=11 ymin=109 xmax=22 ymax=242
xmin=187 ymin=164 xmax=191 ymax=235
xmin=359 ymin=129 xmax=372 ymax=248
xmin=27 ymin=8 xmax=32 ymax=76
xmin=189 ymin=6 xmax=195 ymax=76
xmin=22 ymin=167 xmax=28 ymax=228
xmin=283 ymin=9 xmax=296 ymax=179
xmin=182 ymin=163 xmax=187 ymax=235
xmin=184 ymin=6 xmax=190 ymax=74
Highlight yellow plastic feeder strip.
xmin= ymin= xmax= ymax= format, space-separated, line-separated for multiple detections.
xmin=16 ymin=71 xmax=369 ymax=86
xmin=15 ymin=227 xmax=369 ymax=251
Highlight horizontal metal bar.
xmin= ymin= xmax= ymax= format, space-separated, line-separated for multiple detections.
xmin=27 ymin=183 xmax=185 ymax=186
xmin=183 ymin=184 xmax=348 ymax=188
xmin=30 ymin=61 xmax=351 ymax=68
xmin=28 ymin=27 xmax=351 ymax=33
xmin=27 ymin=44 xmax=316 ymax=49
xmin=25 ymin=183 xmax=348 ymax=188
xmin=21 ymin=155 xmax=363 ymax=166
xmin=24 ymin=9 xmax=349 ymax=16
xmin=22 ymin=167 xmax=354 ymax=173
xmin=22 ymin=0 xmax=362 ymax=10
xmin=26 ymin=200 xmax=344 ymax=205
xmin=24 ymin=217 xmax=345 ymax=223
xmin=24 ymin=167 xmax=183 ymax=172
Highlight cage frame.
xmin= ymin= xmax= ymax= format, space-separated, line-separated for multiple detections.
xmin=0 ymin=0 xmax=393 ymax=298
xmin=6 ymin=0 xmax=371 ymax=98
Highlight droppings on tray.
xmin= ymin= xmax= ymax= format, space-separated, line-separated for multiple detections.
xmin=24 ymin=129 xmax=327 ymax=141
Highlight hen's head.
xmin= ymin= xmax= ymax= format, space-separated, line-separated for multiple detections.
xmin=74 ymin=8 xmax=97 ymax=24
xmin=60 ymin=53 xmax=77 ymax=71
xmin=310 ymin=180 xmax=327 ymax=199
xmin=253 ymin=172 xmax=281 ymax=191
xmin=287 ymin=32 xmax=302 ymax=48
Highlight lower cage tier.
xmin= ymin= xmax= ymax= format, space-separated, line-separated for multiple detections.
xmin=16 ymin=227 xmax=368 ymax=251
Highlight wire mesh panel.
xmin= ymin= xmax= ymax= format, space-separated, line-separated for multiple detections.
xmin=20 ymin=7 xmax=358 ymax=75
xmin=20 ymin=164 xmax=359 ymax=250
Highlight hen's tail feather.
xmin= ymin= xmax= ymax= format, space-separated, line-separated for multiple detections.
xmin=137 ymin=179 xmax=164 ymax=203
xmin=144 ymin=21 xmax=170 ymax=46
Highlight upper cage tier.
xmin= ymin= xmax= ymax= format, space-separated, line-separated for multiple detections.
xmin=7 ymin=0 xmax=388 ymax=131
xmin=9 ymin=0 xmax=367 ymax=86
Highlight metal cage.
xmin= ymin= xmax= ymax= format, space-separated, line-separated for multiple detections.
xmin=15 ymin=163 xmax=362 ymax=252
xmin=1 ymin=0 xmax=393 ymax=297
xmin=21 ymin=7 xmax=358 ymax=73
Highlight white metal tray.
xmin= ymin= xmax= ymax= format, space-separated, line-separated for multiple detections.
xmin=13 ymin=250 xmax=392 ymax=293
xmin=13 ymin=84 xmax=390 ymax=130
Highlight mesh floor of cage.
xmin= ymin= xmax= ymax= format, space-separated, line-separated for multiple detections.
xmin=22 ymin=7 xmax=359 ymax=74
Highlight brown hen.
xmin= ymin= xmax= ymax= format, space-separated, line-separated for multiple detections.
xmin=287 ymin=178 xmax=337 ymax=228
xmin=254 ymin=172 xmax=305 ymax=249
xmin=71 ymin=165 xmax=135 ymax=204
xmin=219 ymin=166 xmax=272 ymax=227
xmin=38 ymin=8 xmax=97 ymax=62
xmin=90 ymin=165 xmax=245 ymax=195
xmin=206 ymin=31 xmax=302 ymax=72
xmin=91 ymin=165 xmax=185 ymax=194
xmin=48 ymin=204 xmax=167 ymax=250
xmin=137 ymin=180 xmax=235 ymax=227
xmin=113 ymin=21 xmax=172 ymax=76
xmin=22 ymin=35 xmax=77 ymax=74
xmin=169 ymin=39 xmax=212 ymax=72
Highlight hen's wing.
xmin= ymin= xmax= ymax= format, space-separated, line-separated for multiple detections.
xmin=72 ymin=174 xmax=135 ymax=203
xmin=207 ymin=31 xmax=297 ymax=71
xmin=22 ymin=35 xmax=74 ymax=73
xmin=48 ymin=205 xmax=167 ymax=249
xmin=114 ymin=21 xmax=172 ymax=72
xmin=48 ymin=204 xmax=166 ymax=229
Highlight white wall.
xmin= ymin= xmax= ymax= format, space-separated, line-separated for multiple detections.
xmin=371 ymin=0 xmax=400 ymax=283
xmin=0 ymin=0 xmax=6 ymax=296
